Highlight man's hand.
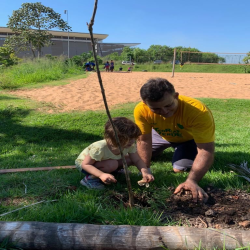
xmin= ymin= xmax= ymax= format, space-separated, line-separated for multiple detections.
xmin=141 ymin=169 xmax=155 ymax=182
xmin=174 ymin=179 xmax=208 ymax=203
xmin=99 ymin=173 xmax=117 ymax=184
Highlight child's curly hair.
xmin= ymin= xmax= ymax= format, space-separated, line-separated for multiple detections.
xmin=104 ymin=117 xmax=142 ymax=148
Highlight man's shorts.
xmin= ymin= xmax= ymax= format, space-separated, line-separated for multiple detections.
xmin=152 ymin=129 xmax=198 ymax=171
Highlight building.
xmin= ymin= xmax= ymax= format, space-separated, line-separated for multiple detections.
xmin=0 ymin=27 xmax=140 ymax=58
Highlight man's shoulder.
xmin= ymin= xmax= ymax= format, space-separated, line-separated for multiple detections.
xmin=179 ymin=95 xmax=201 ymax=103
xmin=135 ymin=101 xmax=149 ymax=111
xmin=179 ymin=95 xmax=208 ymax=111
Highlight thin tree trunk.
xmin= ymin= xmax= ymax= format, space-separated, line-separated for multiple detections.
xmin=31 ymin=47 xmax=36 ymax=58
xmin=87 ymin=0 xmax=134 ymax=207
xmin=0 ymin=221 xmax=249 ymax=250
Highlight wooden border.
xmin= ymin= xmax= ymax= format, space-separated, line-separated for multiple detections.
xmin=0 ymin=221 xmax=249 ymax=249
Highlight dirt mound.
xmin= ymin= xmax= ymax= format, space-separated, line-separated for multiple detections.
xmin=165 ymin=186 xmax=250 ymax=230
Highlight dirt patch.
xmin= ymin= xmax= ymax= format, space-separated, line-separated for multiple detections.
xmin=8 ymin=72 xmax=250 ymax=113
xmin=164 ymin=186 xmax=250 ymax=230
xmin=0 ymin=197 xmax=35 ymax=206
xmin=109 ymin=186 xmax=250 ymax=230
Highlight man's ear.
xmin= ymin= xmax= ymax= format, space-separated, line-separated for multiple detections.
xmin=174 ymin=92 xmax=179 ymax=99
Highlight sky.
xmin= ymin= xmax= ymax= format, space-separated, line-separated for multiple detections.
xmin=1 ymin=0 xmax=250 ymax=53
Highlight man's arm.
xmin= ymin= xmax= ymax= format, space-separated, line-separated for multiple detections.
xmin=187 ymin=141 xmax=215 ymax=183
xmin=137 ymin=133 xmax=152 ymax=168
xmin=174 ymin=141 xmax=215 ymax=202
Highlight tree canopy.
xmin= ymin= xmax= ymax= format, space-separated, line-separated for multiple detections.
xmin=111 ymin=45 xmax=225 ymax=64
xmin=6 ymin=2 xmax=71 ymax=58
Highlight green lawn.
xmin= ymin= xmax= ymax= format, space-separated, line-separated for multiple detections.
xmin=0 ymin=91 xmax=249 ymax=227
xmin=117 ymin=63 xmax=250 ymax=74
xmin=0 ymin=57 xmax=87 ymax=89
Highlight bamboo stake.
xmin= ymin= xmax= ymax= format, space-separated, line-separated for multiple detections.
xmin=0 ymin=166 xmax=76 ymax=174
xmin=87 ymin=0 xmax=134 ymax=207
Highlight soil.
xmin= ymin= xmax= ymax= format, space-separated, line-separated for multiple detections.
xmin=161 ymin=186 xmax=250 ymax=230
xmin=109 ymin=186 xmax=250 ymax=230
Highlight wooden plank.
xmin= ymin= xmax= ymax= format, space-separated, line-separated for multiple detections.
xmin=0 ymin=166 xmax=76 ymax=174
xmin=0 ymin=221 xmax=249 ymax=249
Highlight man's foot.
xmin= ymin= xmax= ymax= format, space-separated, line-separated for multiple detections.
xmin=80 ymin=176 xmax=105 ymax=190
xmin=173 ymin=168 xmax=183 ymax=173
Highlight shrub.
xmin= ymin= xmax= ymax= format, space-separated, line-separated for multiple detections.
xmin=0 ymin=46 xmax=19 ymax=67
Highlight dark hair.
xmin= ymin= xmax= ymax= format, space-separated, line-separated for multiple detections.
xmin=104 ymin=117 xmax=141 ymax=147
xmin=140 ymin=78 xmax=175 ymax=102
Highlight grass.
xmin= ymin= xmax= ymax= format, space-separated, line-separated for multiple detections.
xmin=117 ymin=62 xmax=250 ymax=74
xmin=0 ymin=92 xmax=249 ymax=227
xmin=0 ymin=57 xmax=86 ymax=89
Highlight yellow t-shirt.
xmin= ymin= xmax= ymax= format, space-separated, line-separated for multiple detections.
xmin=134 ymin=95 xmax=215 ymax=143
xmin=75 ymin=139 xmax=137 ymax=170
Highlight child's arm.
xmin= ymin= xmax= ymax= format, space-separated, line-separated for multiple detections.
xmin=81 ymin=155 xmax=117 ymax=184
xmin=129 ymin=152 xmax=154 ymax=183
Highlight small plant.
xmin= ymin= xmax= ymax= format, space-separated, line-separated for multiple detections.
xmin=228 ymin=161 xmax=250 ymax=182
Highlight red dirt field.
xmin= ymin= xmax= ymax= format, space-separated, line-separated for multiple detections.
xmin=9 ymin=72 xmax=250 ymax=113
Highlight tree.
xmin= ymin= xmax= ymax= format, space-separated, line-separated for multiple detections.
xmin=6 ymin=2 xmax=71 ymax=58
xmin=106 ymin=52 xmax=120 ymax=61
xmin=120 ymin=47 xmax=134 ymax=61
xmin=133 ymin=47 xmax=149 ymax=63
xmin=147 ymin=45 xmax=173 ymax=62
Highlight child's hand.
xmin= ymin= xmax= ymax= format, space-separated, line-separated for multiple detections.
xmin=99 ymin=173 xmax=117 ymax=184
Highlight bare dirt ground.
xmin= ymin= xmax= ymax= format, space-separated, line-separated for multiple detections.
xmin=9 ymin=72 xmax=250 ymax=113
xmin=7 ymin=71 xmax=250 ymax=229
xmin=107 ymin=186 xmax=250 ymax=230
xmin=165 ymin=187 xmax=250 ymax=230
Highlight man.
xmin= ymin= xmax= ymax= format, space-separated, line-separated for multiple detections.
xmin=134 ymin=78 xmax=215 ymax=202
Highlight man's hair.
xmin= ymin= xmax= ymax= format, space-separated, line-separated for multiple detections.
xmin=104 ymin=117 xmax=141 ymax=147
xmin=140 ymin=78 xmax=175 ymax=102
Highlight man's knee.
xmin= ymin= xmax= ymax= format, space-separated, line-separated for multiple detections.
xmin=172 ymin=159 xmax=193 ymax=172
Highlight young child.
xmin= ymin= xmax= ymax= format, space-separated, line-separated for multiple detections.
xmin=110 ymin=60 xmax=115 ymax=72
xmin=105 ymin=61 xmax=110 ymax=72
xmin=75 ymin=117 xmax=154 ymax=189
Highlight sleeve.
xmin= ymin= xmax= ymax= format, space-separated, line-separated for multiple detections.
xmin=134 ymin=103 xmax=152 ymax=135
xmin=88 ymin=145 xmax=104 ymax=161
xmin=191 ymin=109 xmax=215 ymax=143
xmin=128 ymin=143 xmax=137 ymax=154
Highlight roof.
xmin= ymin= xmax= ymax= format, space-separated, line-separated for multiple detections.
xmin=100 ymin=43 xmax=141 ymax=46
xmin=0 ymin=27 xmax=108 ymax=40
